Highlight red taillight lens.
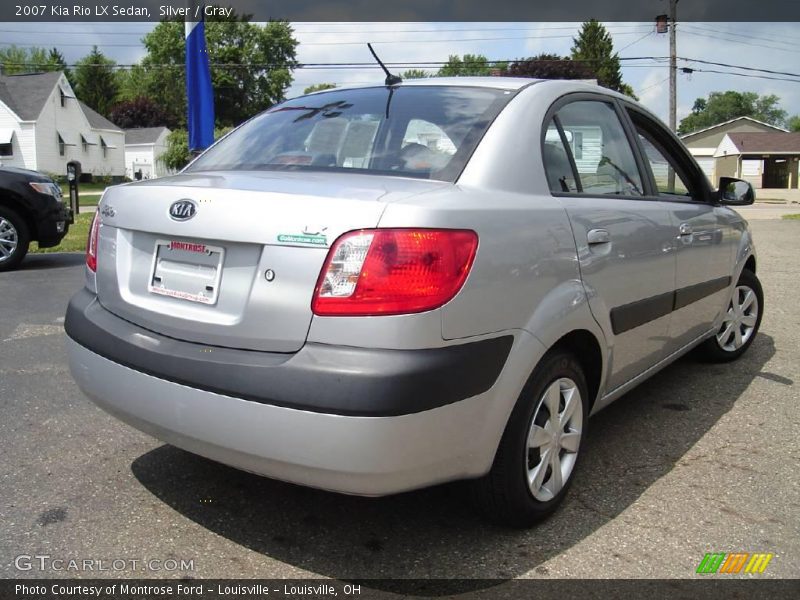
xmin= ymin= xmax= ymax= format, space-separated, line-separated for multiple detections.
xmin=312 ymin=228 xmax=478 ymax=316
xmin=86 ymin=212 xmax=100 ymax=272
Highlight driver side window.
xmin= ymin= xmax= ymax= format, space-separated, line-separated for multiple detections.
xmin=635 ymin=130 xmax=692 ymax=198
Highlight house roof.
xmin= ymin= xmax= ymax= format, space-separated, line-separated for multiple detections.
xmin=125 ymin=127 xmax=169 ymax=145
xmin=725 ymin=132 xmax=800 ymax=154
xmin=680 ymin=116 xmax=787 ymax=140
xmin=0 ymin=71 xmax=62 ymax=120
xmin=78 ymin=100 xmax=122 ymax=132
xmin=0 ymin=71 xmax=123 ymax=132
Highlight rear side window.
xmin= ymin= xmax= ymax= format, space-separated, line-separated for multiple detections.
xmin=544 ymin=100 xmax=644 ymax=197
xmin=543 ymin=123 xmax=578 ymax=193
xmin=187 ymin=86 xmax=511 ymax=182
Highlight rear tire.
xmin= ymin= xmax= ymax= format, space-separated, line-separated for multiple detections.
xmin=697 ymin=269 xmax=763 ymax=363
xmin=0 ymin=206 xmax=30 ymax=272
xmin=472 ymin=351 xmax=588 ymax=528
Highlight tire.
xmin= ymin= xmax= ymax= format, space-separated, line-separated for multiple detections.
xmin=472 ymin=351 xmax=589 ymax=528
xmin=697 ymin=269 xmax=763 ymax=363
xmin=0 ymin=206 xmax=30 ymax=272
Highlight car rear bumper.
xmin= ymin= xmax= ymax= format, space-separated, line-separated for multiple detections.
xmin=65 ymin=289 xmax=512 ymax=417
xmin=65 ymin=289 xmax=516 ymax=495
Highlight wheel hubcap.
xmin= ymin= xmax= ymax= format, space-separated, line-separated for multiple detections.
xmin=716 ymin=285 xmax=758 ymax=352
xmin=0 ymin=217 xmax=19 ymax=263
xmin=526 ymin=377 xmax=583 ymax=502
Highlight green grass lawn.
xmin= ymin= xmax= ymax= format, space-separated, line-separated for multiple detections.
xmin=782 ymin=213 xmax=800 ymax=220
xmin=59 ymin=182 xmax=109 ymax=194
xmin=59 ymin=183 xmax=109 ymax=206
xmin=31 ymin=212 xmax=93 ymax=254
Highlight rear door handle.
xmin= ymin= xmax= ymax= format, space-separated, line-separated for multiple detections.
xmin=587 ymin=229 xmax=610 ymax=245
xmin=679 ymin=223 xmax=693 ymax=236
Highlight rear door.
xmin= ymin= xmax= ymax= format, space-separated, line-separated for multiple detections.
xmin=624 ymin=106 xmax=735 ymax=351
xmin=543 ymin=96 xmax=677 ymax=391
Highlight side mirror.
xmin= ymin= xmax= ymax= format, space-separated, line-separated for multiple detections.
xmin=717 ymin=177 xmax=754 ymax=206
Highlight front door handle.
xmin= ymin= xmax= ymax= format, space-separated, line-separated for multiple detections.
xmin=679 ymin=223 xmax=693 ymax=236
xmin=587 ymin=229 xmax=610 ymax=245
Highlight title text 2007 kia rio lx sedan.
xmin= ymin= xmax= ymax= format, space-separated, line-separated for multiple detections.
xmin=66 ymin=78 xmax=762 ymax=526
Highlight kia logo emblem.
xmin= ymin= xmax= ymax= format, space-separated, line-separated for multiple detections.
xmin=169 ymin=200 xmax=197 ymax=221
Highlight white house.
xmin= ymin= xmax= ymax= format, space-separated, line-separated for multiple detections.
xmin=124 ymin=126 xmax=171 ymax=179
xmin=0 ymin=71 xmax=125 ymax=178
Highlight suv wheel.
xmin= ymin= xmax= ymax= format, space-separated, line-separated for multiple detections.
xmin=0 ymin=207 xmax=30 ymax=272
xmin=697 ymin=269 xmax=763 ymax=362
xmin=472 ymin=351 xmax=588 ymax=527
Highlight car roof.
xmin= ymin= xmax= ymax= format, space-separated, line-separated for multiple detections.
xmin=300 ymin=77 xmax=613 ymax=97
xmin=300 ymin=76 xmax=542 ymax=97
xmin=397 ymin=76 xmax=540 ymax=90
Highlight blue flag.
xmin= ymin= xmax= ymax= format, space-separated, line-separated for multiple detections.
xmin=185 ymin=6 xmax=215 ymax=152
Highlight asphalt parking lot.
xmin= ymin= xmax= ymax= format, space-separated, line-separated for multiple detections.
xmin=1 ymin=219 xmax=798 ymax=583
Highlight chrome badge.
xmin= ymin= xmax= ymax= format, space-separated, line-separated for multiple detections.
xmin=169 ymin=200 xmax=197 ymax=221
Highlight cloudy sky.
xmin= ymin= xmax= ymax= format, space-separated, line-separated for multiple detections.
xmin=1 ymin=21 xmax=798 ymax=125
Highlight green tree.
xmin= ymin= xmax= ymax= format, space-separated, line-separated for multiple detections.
xmin=788 ymin=115 xmax=800 ymax=132
xmin=678 ymin=91 xmax=788 ymax=134
xmin=506 ymin=54 xmax=596 ymax=80
xmin=116 ymin=65 xmax=154 ymax=103
xmin=160 ymin=126 xmax=232 ymax=171
xmin=303 ymin=83 xmax=336 ymax=94
xmin=141 ymin=15 xmax=298 ymax=128
xmin=570 ymin=19 xmax=634 ymax=96
xmin=400 ymin=69 xmax=430 ymax=79
xmin=437 ymin=54 xmax=493 ymax=77
xmin=73 ymin=46 xmax=119 ymax=117
xmin=0 ymin=45 xmax=65 ymax=75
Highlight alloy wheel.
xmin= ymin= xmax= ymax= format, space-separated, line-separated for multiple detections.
xmin=0 ymin=217 xmax=18 ymax=263
xmin=526 ymin=377 xmax=583 ymax=502
xmin=716 ymin=285 xmax=759 ymax=352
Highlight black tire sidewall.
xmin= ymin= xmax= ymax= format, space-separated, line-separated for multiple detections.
xmin=708 ymin=269 xmax=763 ymax=361
xmin=0 ymin=206 xmax=30 ymax=272
xmin=495 ymin=352 xmax=589 ymax=522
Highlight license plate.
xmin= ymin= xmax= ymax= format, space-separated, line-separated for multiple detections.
xmin=148 ymin=240 xmax=224 ymax=304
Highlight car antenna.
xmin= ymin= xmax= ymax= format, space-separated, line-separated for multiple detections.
xmin=367 ymin=43 xmax=402 ymax=86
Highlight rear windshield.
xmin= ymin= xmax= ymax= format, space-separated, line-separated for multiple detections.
xmin=186 ymin=86 xmax=512 ymax=182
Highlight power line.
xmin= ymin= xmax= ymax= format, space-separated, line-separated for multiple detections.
xmin=679 ymin=27 xmax=800 ymax=55
xmin=616 ymin=30 xmax=654 ymax=53
xmin=0 ymin=29 xmax=655 ymax=48
xmin=0 ymin=24 xmax=654 ymax=36
xmin=636 ymin=76 xmax=670 ymax=96
xmin=677 ymin=57 xmax=800 ymax=80
xmin=682 ymin=68 xmax=800 ymax=84
xmin=680 ymin=23 xmax=800 ymax=49
xmin=0 ymin=56 xmax=672 ymax=70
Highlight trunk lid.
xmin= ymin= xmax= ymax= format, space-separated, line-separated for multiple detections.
xmin=95 ymin=170 xmax=448 ymax=352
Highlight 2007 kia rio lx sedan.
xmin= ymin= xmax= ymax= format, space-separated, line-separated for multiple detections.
xmin=66 ymin=78 xmax=763 ymax=526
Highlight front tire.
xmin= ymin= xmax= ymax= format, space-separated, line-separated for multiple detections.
xmin=697 ymin=269 xmax=763 ymax=363
xmin=0 ymin=207 xmax=30 ymax=272
xmin=472 ymin=351 xmax=588 ymax=528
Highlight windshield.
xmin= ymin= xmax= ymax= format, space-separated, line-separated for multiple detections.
xmin=186 ymin=86 xmax=513 ymax=182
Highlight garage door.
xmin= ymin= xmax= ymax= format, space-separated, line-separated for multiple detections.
xmin=742 ymin=159 xmax=762 ymax=188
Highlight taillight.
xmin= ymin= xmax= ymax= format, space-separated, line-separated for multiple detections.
xmin=86 ymin=212 xmax=100 ymax=272
xmin=312 ymin=228 xmax=478 ymax=316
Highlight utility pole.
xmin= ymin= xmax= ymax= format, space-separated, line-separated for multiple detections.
xmin=669 ymin=0 xmax=678 ymax=133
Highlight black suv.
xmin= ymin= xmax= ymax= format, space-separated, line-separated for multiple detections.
xmin=0 ymin=166 xmax=73 ymax=271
